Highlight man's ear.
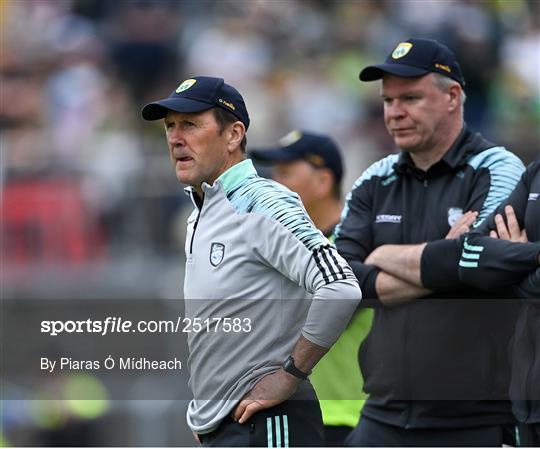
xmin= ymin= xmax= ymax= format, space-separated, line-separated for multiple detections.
xmin=227 ymin=121 xmax=246 ymax=152
xmin=315 ymin=168 xmax=334 ymax=198
xmin=447 ymin=84 xmax=461 ymax=113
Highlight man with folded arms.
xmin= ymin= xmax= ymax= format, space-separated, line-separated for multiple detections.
xmin=335 ymin=38 xmax=524 ymax=446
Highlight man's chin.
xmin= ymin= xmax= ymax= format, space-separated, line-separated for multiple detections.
xmin=394 ymin=138 xmax=420 ymax=153
xmin=176 ymin=172 xmax=193 ymax=185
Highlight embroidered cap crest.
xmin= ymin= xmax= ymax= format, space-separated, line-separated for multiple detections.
xmin=176 ymin=79 xmax=197 ymax=93
xmin=392 ymin=42 xmax=413 ymax=59
xmin=279 ymin=130 xmax=302 ymax=147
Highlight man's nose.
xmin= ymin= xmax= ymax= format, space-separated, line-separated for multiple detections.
xmin=385 ymin=100 xmax=405 ymax=120
xmin=168 ymin=129 xmax=186 ymax=147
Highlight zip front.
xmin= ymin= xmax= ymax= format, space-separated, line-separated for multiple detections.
xmin=186 ymin=187 xmax=204 ymax=255
xmin=190 ymin=211 xmax=201 ymax=255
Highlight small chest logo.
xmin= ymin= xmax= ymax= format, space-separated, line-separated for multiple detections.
xmin=375 ymin=214 xmax=402 ymax=224
xmin=210 ymin=243 xmax=225 ymax=267
xmin=447 ymin=207 xmax=464 ymax=226
xmin=528 ymin=193 xmax=539 ymax=201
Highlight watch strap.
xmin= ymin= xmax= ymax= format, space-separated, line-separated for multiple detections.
xmin=282 ymin=355 xmax=310 ymax=379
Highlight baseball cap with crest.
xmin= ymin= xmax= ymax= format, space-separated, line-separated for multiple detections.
xmin=359 ymin=38 xmax=465 ymax=87
xmin=141 ymin=76 xmax=250 ymax=128
xmin=250 ymin=130 xmax=343 ymax=184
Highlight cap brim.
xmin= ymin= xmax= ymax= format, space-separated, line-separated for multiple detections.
xmin=141 ymin=97 xmax=214 ymax=121
xmin=249 ymin=148 xmax=300 ymax=163
xmin=359 ymin=63 xmax=429 ymax=81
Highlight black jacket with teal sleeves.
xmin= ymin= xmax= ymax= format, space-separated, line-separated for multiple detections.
xmin=335 ymin=127 xmax=525 ymax=428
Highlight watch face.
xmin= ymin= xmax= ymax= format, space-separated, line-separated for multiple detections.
xmin=285 ymin=358 xmax=295 ymax=371
xmin=283 ymin=356 xmax=307 ymax=379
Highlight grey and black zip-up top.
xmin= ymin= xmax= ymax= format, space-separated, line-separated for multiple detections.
xmin=183 ymin=159 xmax=361 ymax=434
xmin=335 ymin=126 xmax=525 ymax=428
xmin=459 ymin=157 xmax=540 ymax=424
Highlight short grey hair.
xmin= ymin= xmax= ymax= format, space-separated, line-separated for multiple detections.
xmin=432 ymin=73 xmax=466 ymax=113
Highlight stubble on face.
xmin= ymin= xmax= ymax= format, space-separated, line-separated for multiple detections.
xmin=164 ymin=109 xmax=229 ymax=194
xmin=381 ymin=74 xmax=450 ymax=156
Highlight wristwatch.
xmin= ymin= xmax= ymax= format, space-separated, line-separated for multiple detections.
xmin=282 ymin=355 xmax=310 ymax=379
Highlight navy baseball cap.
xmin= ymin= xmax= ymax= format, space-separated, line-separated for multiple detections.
xmin=359 ymin=38 xmax=465 ymax=87
xmin=141 ymin=76 xmax=250 ymax=129
xmin=250 ymin=130 xmax=343 ymax=184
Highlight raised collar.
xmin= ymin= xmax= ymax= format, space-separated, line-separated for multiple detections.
xmin=183 ymin=159 xmax=257 ymax=205
xmin=215 ymin=159 xmax=257 ymax=194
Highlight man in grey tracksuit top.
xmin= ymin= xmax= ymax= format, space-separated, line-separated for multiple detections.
xmin=142 ymin=76 xmax=361 ymax=446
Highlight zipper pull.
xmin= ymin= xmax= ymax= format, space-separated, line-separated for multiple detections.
xmin=424 ymin=179 xmax=428 ymax=187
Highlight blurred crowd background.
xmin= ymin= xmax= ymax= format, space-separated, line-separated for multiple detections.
xmin=1 ymin=0 xmax=539 ymax=446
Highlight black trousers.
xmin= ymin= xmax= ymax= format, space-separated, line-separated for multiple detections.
xmin=345 ymin=416 xmax=515 ymax=447
xmin=199 ymin=382 xmax=323 ymax=447
xmin=323 ymin=425 xmax=353 ymax=447
xmin=518 ymin=423 xmax=540 ymax=447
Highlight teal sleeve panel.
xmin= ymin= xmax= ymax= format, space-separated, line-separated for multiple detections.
xmin=335 ymin=155 xmax=399 ymax=301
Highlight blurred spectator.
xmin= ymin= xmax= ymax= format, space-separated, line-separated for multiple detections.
xmin=182 ymin=17 xmax=272 ymax=86
xmin=3 ymin=0 xmax=537 ymax=273
xmin=103 ymin=0 xmax=180 ymax=105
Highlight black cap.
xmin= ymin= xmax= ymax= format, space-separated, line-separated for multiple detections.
xmin=359 ymin=38 xmax=465 ymax=87
xmin=250 ymin=130 xmax=343 ymax=184
xmin=141 ymin=76 xmax=250 ymax=129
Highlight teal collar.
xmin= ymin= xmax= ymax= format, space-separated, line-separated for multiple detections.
xmin=217 ymin=159 xmax=257 ymax=193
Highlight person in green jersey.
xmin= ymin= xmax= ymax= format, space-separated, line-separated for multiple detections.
xmin=251 ymin=130 xmax=373 ymax=446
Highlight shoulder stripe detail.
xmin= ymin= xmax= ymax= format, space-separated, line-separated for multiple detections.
xmin=467 ymin=147 xmax=525 ymax=224
xmin=266 ymin=417 xmax=273 ymax=447
xmin=274 ymin=416 xmax=282 ymax=448
xmin=313 ymin=248 xmax=329 ymax=283
xmin=461 ymin=252 xmax=480 ymax=260
xmin=283 ymin=415 xmax=289 ymax=447
xmin=346 ymin=153 xmax=400 ymax=197
xmin=459 ymin=237 xmax=484 ymax=268
xmin=463 ymin=238 xmax=484 ymax=252
xmin=459 ymin=260 xmax=478 ymax=268
xmin=227 ymin=176 xmax=327 ymax=251
xmin=328 ymin=249 xmax=346 ymax=278
xmin=313 ymin=245 xmax=352 ymax=284
xmin=335 ymin=154 xmax=400 ymax=238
